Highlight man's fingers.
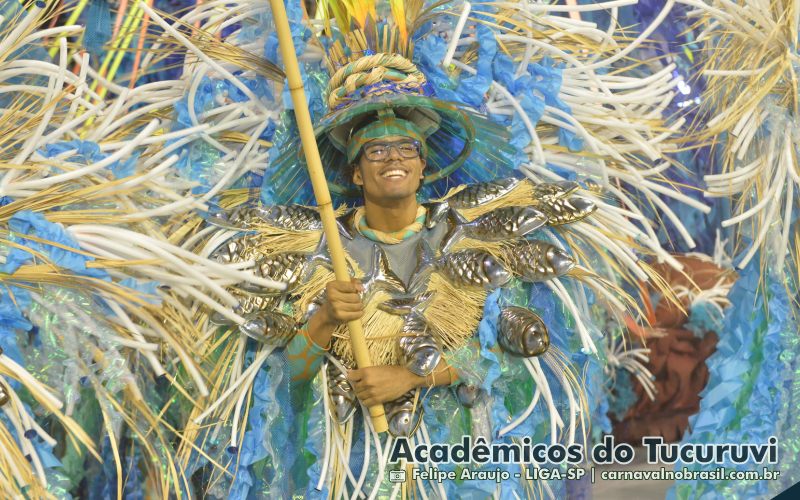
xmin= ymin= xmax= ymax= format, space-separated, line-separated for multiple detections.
xmin=327 ymin=288 xmax=362 ymax=304
xmin=329 ymin=280 xmax=363 ymax=294
xmin=331 ymin=301 xmax=363 ymax=312
xmin=347 ymin=369 xmax=362 ymax=382
xmin=350 ymin=278 xmax=364 ymax=292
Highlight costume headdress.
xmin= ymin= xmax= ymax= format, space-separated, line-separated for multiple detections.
xmin=0 ymin=0 xmax=722 ymax=497
xmin=266 ymin=0 xmax=518 ymax=203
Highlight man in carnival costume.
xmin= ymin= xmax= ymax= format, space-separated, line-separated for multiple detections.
xmin=0 ymin=0 xmax=698 ymax=497
xmin=204 ymin=37 xmax=606 ymax=497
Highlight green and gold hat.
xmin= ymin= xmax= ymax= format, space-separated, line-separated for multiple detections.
xmin=264 ymin=9 xmax=517 ymax=205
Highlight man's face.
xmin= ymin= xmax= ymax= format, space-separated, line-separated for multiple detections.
xmin=352 ymin=135 xmax=426 ymax=203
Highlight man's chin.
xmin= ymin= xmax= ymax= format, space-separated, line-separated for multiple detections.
xmin=366 ymin=188 xmax=418 ymax=203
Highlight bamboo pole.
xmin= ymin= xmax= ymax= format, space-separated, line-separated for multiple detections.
xmin=267 ymin=0 xmax=389 ymax=433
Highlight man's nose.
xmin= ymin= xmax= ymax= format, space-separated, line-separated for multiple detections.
xmin=387 ymin=145 xmax=403 ymax=160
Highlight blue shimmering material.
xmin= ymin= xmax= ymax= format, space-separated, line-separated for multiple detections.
xmin=669 ymin=259 xmax=799 ymax=498
xmin=3 ymin=211 xmax=108 ymax=279
xmin=38 ymin=140 xmax=139 ymax=179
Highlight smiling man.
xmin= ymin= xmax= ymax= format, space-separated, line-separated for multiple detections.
xmin=300 ymin=116 xmax=458 ymax=418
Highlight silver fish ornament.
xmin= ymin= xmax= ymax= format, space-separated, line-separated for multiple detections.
xmin=447 ymin=177 xmax=521 ymax=209
xmin=529 ymin=180 xmax=581 ymax=202
xmin=537 ymin=195 xmax=596 ymax=225
xmin=244 ymin=252 xmax=309 ymax=295
xmin=209 ymin=297 xmax=282 ymax=325
xmin=377 ymin=291 xmax=435 ymax=316
xmin=209 ymin=204 xmax=323 ymax=231
xmin=265 ymin=205 xmax=323 ymax=231
xmin=498 ymin=306 xmax=550 ymax=357
xmin=327 ymin=363 xmax=357 ymax=423
xmin=208 ymin=235 xmax=246 ymax=265
xmin=505 ymin=240 xmax=575 ymax=281
xmin=238 ymin=310 xmax=298 ymax=347
xmin=411 ymin=241 xmax=511 ymax=291
xmin=210 ymin=233 xmax=312 ymax=294
xmin=379 ymin=292 xmax=441 ymax=377
xmin=456 ymin=383 xmax=482 ymax=408
xmin=427 ymin=177 xmax=522 ymax=226
xmin=386 ymin=390 xmax=422 ymax=437
xmin=265 ymin=252 xmax=309 ymax=289
xmin=441 ymin=206 xmax=548 ymax=252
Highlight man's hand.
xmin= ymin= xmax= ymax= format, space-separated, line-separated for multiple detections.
xmin=306 ymin=278 xmax=364 ymax=350
xmin=319 ymin=278 xmax=364 ymax=327
xmin=347 ymin=365 xmax=424 ymax=407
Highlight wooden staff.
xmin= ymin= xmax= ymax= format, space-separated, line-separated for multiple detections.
xmin=267 ymin=0 xmax=388 ymax=432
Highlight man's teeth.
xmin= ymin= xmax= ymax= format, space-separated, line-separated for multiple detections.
xmin=382 ymin=169 xmax=407 ymax=178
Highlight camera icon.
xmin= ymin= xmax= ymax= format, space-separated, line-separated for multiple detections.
xmin=389 ymin=470 xmax=406 ymax=483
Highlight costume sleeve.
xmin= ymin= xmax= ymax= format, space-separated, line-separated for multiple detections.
xmin=286 ymin=324 xmax=328 ymax=382
xmin=442 ymin=337 xmax=487 ymax=387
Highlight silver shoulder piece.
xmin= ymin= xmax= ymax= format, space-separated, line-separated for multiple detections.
xmin=505 ymin=240 xmax=575 ymax=281
xmin=238 ymin=310 xmax=298 ymax=347
xmin=327 ymin=362 xmax=357 ymax=423
xmin=209 ymin=236 xmax=311 ymax=296
xmin=498 ymin=306 xmax=549 ymax=357
xmin=207 ymin=204 xmax=323 ymax=231
xmin=361 ymin=244 xmax=407 ymax=300
xmin=335 ymin=208 xmax=358 ymax=240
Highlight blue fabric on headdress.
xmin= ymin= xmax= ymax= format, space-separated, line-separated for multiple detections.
xmin=3 ymin=210 xmax=108 ymax=279
xmin=38 ymin=140 xmax=139 ymax=179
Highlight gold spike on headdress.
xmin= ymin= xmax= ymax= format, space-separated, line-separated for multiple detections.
xmin=318 ymin=0 xmax=426 ymax=71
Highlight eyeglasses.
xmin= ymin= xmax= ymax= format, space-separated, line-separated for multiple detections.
xmin=362 ymin=140 xmax=421 ymax=161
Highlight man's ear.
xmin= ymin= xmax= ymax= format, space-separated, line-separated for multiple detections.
xmin=352 ymin=165 xmax=363 ymax=186
xmin=419 ymin=158 xmax=426 ymax=178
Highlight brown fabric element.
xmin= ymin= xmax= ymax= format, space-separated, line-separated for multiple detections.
xmin=649 ymin=255 xmax=737 ymax=328
xmin=613 ymin=328 xmax=719 ymax=444
xmin=612 ymin=255 xmax=736 ymax=444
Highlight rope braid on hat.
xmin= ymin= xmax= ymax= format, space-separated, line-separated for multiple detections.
xmin=327 ymin=53 xmax=426 ymax=109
